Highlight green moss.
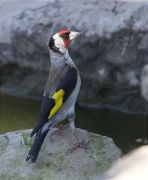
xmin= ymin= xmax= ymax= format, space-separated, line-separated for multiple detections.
xmin=22 ymin=131 xmax=34 ymax=146
xmin=0 ymin=173 xmax=26 ymax=180
xmin=88 ymin=133 xmax=113 ymax=173
xmin=57 ymin=155 xmax=67 ymax=169
xmin=0 ymin=135 xmax=9 ymax=156
xmin=0 ymin=129 xmax=121 ymax=180
xmin=89 ymin=133 xmax=105 ymax=150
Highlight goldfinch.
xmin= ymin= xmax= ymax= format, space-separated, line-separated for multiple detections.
xmin=26 ymin=30 xmax=85 ymax=163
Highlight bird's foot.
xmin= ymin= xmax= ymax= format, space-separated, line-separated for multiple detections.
xmin=50 ymin=124 xmax=70 ymax=141
xmin=66 ymin=139 xmax=94 ymax=155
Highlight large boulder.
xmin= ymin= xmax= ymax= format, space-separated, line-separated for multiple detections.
xmin=0 ymin=128 xmax=122 ymax=180
xmin=141 ymin=64 xmax=148 ymax=101
xmin=0 ymin=0 xmax=148 ymax=112
xmin=102 ymin=146 xmax=148 ymax=180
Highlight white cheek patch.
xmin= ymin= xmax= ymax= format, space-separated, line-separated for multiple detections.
xmin=53 ymin=33 xmax=63 ymax=47
xmin=53 ymin=33 xmax=66 ymax=54
xmin=53 ymin=33 xmax=59 ymax=40
xmin=55 ymin=38 xmax=64 ymax=48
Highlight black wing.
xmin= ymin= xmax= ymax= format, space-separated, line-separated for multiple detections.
xmin=30 ymin=67 xmax=77 ymax=136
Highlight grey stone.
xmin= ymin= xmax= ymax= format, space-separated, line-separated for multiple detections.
xmin=0 ymin=128 xmax=122 ymax=180
xmin=101 ymin=146 xmax=148 ymax=180
xmin=141 ymin=64 xmax=148 ymax=101
xmin=0 ymin=0 xmax=148 ymax=112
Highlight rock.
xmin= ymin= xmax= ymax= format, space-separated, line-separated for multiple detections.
xmin=141 ymin=64 xmax=148 ymax=101
xmin=0 ymin=0 xmax=148 ymax=112
xmin=0 ymin=128 xmax=122 ymax=180
xmin=102 ymin=146 xmax=148 ymax=180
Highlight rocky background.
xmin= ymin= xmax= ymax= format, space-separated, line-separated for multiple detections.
xmin=0 ymin=0 xmax=148 ymax=113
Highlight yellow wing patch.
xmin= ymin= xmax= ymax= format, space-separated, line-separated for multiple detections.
xmin=48 ymin=89 xmax=65 ymax=119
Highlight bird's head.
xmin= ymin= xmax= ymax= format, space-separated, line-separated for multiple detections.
xmin=48 ymin=30 xmax=82 ymax=54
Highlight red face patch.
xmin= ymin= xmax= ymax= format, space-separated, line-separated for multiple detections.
xmin=58 ymin=30 xmax=69 ymax=35
xmin=58 ymin=30 xmax=70 ymax=48
xmin=63 ymin=39 xmax=70 ymax=48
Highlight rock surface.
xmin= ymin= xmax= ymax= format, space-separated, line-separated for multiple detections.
xmin=0 ymin=0 xmax=148 ymax=112
xmin=102 ymin=146 xmax=148 ymax=180
xmin=0 ymin=128 xmax=122 ymax=180
xmin=141 ymin=64 xmax=148 ymax=101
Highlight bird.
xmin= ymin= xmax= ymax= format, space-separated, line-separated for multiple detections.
xmin=26 ymin=30 xmax=89 ymax=163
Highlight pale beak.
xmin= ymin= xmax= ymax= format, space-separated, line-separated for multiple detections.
xmin=69 ymin=31 xmax=82 ymax=41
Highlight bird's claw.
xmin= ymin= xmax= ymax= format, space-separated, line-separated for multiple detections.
xmin=66 ymin=139 xmax=94 ymax=155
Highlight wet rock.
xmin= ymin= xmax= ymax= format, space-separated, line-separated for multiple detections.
xmin=0 ymin=0 xmax=148 ymax=112
xmin=0 ymin=128 xmax=122 ymax=180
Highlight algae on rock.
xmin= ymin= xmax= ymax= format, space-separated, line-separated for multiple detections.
xmin=0 ymin=128 xmax=122 ymax=180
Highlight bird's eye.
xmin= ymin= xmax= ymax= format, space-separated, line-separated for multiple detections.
xmin=61 ymin=33 xmax=69 ymax=39
xmin=62 ymin=34 xmax=66 ymax=38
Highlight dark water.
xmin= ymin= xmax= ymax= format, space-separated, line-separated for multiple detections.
xmin=0 ymin=94 xmax=147 ymax=154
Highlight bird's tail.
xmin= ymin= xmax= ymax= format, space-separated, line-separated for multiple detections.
xmin=26 ymin=123 xmax=53 ymax=163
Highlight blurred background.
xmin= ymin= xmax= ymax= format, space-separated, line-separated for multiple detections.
xmin=0 ymin=0 xmax=147 ymax=155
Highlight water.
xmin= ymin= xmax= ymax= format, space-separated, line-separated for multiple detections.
xmin=0 ymin=94 xmax=147 ymax=154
